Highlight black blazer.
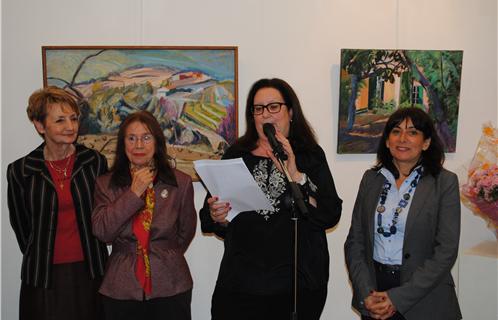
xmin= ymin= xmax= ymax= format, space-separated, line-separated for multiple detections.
xmin=7 ymin=143 xmax=109 ymax=288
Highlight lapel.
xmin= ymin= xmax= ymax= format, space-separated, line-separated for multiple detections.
xmin=154 ymin=180 xmax=171 ymax=205
xmin=23 ymin=143 xmax=56 ymax=189
xmin=366 ymin=171 xmax=386 ymax=250
xmin=404 ymin=173 xmax=434 ymax=239
xmin=71 ymin=144 xmax=94 ymax=178
xmin=23 ymin=143 xmax=92 ymax=189
xmin=152 ymin=171 xmax=179 ymax=208
xmin=148 ymin=178 xmax=178 ymax=238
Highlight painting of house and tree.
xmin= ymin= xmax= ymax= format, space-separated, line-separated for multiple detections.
xmin=43 ymin=46 xmax=237 ymax=179
xmin=337 ymin=49 xmax=463 ymax=154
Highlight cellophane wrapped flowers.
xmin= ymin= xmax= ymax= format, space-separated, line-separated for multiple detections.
xmin=460 ymin=123 xmax=498 ymax=235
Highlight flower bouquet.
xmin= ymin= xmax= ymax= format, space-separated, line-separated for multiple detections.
xmin=460 ymin=123 xmax=498 ymax=236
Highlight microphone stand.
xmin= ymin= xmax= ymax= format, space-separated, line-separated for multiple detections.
xmin=274 ymin=156 xmax=308 ymax=320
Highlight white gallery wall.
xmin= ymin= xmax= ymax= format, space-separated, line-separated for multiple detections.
xmin=2 ymin=0 xmax=497 ymax=319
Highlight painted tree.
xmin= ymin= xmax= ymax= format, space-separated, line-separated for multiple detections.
xmin=399 ymin=50 xmax=462 ymax=151
xmin=47 ymin=49 xmax=108 ymax=134
xmin=342 ymin=49 xmax=462 ymax=151
xmin=47 ymin=49 xmax=107 ymax=99
xmin=341 ymin=50 xmax=407 ymax=130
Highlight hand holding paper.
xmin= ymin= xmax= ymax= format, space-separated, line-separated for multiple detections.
xmin=194 ymin=158 xmax=273 ymax=221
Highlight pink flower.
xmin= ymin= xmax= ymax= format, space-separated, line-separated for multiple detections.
xmin=460 ymin=123 xmax=497 ymax=231
xmin=466 ymin=164 xmax=497 ymax=202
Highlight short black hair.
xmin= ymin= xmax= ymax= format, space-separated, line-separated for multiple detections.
xmin=374 ymin=107 xmax=445 ymax=177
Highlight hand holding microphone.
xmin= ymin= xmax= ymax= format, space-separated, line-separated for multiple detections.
xmin=262 ymin=123 xmax=310 ymax=215
xmin=262 ymin=123 xmax=302 ymax=182
xmin=263 ymin=123 xmax=288 ymax=161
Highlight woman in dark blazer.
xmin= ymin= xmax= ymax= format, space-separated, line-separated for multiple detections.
xmin=7 ymin=87 xmax=109 ymax=320
xmin=92 ymin=111 xmax=196 ymax=320
xmin=344 ymin=107 xmax=461 ymax=320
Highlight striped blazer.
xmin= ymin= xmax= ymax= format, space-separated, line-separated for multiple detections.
xmin=7 ymin=143 xmax=109 ymax=288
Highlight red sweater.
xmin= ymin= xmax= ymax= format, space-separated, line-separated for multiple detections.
xmin=46 ymin=154 xmax=84 ymax=264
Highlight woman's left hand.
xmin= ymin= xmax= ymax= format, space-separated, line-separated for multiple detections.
xmin=264 ymin=130 xmax=304 ymax=182
xmin=366 ymin=291 xmax=397 ymax=320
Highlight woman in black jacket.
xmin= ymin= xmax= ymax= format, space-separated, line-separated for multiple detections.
xmin=7 ymin=86 xmax=108 ymax=320
xmin=200 ymin=78 xmax=342 ymax=320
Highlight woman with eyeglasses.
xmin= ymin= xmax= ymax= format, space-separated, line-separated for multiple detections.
xmin=7 ymin=87 xmax=109 ymax=320
xmin=344 ymin=107 xmax=461 ymax=320
xmin=199 ymin=78 xmax=343 ymax=320
xmin=92 ymin=111 xmax=196 ymax=320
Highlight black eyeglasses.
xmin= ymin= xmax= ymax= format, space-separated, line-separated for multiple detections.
xmin=252 ymin=102 xmax=286 ymax=115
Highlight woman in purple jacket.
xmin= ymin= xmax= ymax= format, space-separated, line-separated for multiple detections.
xmin=92 ymin=111 xmax=196 ymax=320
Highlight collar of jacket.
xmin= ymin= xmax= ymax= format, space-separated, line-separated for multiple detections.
xmin=22 ymin=143 xmax=97 ymax=179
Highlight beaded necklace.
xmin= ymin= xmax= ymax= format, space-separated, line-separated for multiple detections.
xmin=376 ymin=168 xmax=422 ymax=237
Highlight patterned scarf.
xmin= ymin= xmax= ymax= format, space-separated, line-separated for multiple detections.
xmin=132 ymin=175 xmax=155 ymax=295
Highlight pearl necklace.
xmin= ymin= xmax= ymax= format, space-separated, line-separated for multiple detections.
xmin=376 ymin=168 xmax=422 ymax=237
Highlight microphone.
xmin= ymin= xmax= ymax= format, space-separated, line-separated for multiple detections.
xmin=263 ymin=123 xmax=288 ymax=161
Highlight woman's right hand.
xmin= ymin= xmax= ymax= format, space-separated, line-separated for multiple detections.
xmin=207 ymin=196 xmax=230 ymax=225
xmin=130 ymin=167 xmax=154 ymax=197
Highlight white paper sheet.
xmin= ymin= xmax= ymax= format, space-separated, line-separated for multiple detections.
xmin=194 ymin=158 xmax=273 ymax=221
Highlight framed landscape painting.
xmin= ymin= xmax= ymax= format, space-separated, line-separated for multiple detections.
xmin=337 ymin=49 xmax=463 ymax=154
xmin=43 ymin=46 xmax=238 ymax=179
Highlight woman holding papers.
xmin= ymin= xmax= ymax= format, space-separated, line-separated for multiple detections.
xmin=92 ymin=111 xmax=196 ymax=320
xmin=199 ymin=78 xmax=343 ymax=320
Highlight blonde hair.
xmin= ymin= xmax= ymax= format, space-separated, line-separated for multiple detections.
xmin=26 ymin=86 xmax=80 ymax=123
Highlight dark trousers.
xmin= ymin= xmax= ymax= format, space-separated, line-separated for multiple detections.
xmin=361 ymin=262 xmax=406 ymax=320
xmin=19 ymin=261 xmax=103 ymax=320
xmin=102 ymin=289 xmax=192 ymax=320
xmin=211 ymin=286 xmax=327 ymax=320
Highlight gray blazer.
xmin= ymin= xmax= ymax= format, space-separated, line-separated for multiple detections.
xmin=344 ymin=168 xmax=462 ymax=320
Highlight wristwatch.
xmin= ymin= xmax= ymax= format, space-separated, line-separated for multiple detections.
xmin=298 ymin=173 xmax=307 ymax=185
